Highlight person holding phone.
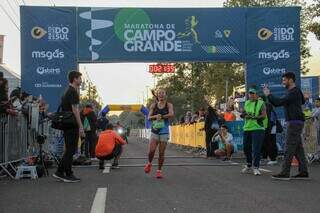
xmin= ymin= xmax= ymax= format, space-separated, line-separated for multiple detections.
xmin=213 ymin=124 xmax=234 ymax=161
xmin=263 ymin=72 xmax=309 ymax=180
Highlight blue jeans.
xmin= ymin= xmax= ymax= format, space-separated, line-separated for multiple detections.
xmin=243 ymin=130 xmax=265 ymax=168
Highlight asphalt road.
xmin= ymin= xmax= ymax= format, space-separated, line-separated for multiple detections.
xmin=1 ymin=137 xmax=320 ymax=213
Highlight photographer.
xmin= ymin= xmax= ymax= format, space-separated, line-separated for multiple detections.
xmin=95 ymin=123 xmax=127 ymax=170
xmin=213 ymin=124 xmax=234 ymax=161
xmin=241 ymin=86 xmax=267 ymax=176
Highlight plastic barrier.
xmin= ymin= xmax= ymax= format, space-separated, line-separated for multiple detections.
xmin=133 ymin=120 xmax=319 ymax=157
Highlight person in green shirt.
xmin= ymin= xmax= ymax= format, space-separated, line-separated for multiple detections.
xmin=241 ymin=86 xmax=267 ymax=176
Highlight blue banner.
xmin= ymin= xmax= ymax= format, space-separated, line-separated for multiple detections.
xmin=77 ymin=8 xmax=246 ymax=62
xmin=21 ymin=6 xmax=77 ymax=111
xmin=246 ymin=7 xmax=300 ymax=97
xmin=20 ymin=6 xmax=301 ymax=113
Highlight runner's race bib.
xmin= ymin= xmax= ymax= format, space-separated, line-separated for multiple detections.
xmin=152 ymin=120 xmax=165 ymax=129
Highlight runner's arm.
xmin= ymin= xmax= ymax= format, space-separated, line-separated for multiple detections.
xmin=148 ymin=103 xmax=159 ymax=120
xmin=162 ymin=103 xmax=174 ymax=119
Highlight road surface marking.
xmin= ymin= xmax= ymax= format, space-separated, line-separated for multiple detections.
xmin=90 ymin=188 xmax=107 ymax=213
xmin=103 ymin=164 xmax=111 ymax=174
xmin=259 ymin=168 xmax=273 ymax=173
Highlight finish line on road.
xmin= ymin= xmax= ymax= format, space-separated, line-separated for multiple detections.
xmin=75 ymin=162 xmax=242 ymax=168
xmin=90 ymin=188 xmax=107 ymax=213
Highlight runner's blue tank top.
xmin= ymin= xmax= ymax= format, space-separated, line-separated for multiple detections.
xmin=151 ymin=102 xmax=170 ymax=135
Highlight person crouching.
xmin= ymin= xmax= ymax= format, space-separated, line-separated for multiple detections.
xmin=95 ymin=123 xmax=127 ymax=169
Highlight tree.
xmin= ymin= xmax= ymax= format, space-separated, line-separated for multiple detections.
xmin=308 ymin=0 xmax=320 ymax=40
xmin=80 ymin=84 xmax=103 ymax=111
xmin=224 ymin=0 xmax=312 ymax=74
xmin=155 ymin=62 xmax=245 ymax=121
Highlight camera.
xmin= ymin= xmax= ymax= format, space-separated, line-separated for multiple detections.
xmin=36 ymin=134 xmax=47 ymax=145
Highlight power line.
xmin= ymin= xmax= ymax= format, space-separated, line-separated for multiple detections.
xmin=6 ymin=0 xmax=19 ymax=19
xmin=21 ymin=0 xmax=26 ymax=5
xmin=0 ymin=3 xmax=20 ymax=31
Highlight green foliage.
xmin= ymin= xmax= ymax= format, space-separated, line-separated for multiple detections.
xmin=155 ymin=63 xmax=244 ymax=121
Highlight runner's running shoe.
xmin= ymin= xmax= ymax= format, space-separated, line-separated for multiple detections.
xmin=156 ymin=170 xmax=163 ymax=179
xmin=144 ymin=163 xmax=152 ymax=173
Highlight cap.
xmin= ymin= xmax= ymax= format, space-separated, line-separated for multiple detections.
xmin=249 ymin=88 xmax=257 ymax=94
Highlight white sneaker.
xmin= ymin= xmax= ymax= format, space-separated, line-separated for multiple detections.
xmin=253 ymin=168 xmax=261 ymax=176
xmin=267 ymin=160 xmax=278 ymax=166
xmin=241 ymin=166 xmax=252 ymax=174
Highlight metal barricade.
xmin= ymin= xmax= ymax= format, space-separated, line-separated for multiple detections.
xmin=5 ymin=114 xmax=28 ymax=162
xmin=304 ymin=118 xmax=320 ymax=163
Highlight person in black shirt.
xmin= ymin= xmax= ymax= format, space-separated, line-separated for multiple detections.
xmin=263 ymin=72 xmax=309 ymax=180
xmin=53 ymin=71 xmax=85 ymax=183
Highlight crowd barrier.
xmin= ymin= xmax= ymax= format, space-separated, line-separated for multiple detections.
xmin=0 ymin=103 xmax=65 ymax=179
xmin=132 ymin=120 xmax=319 ymax=156
xmin=170 ymin=122 xmax=244 ymax=152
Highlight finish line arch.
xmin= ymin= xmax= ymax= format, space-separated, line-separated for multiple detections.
xmin=20 ymin=6 xmax=301 ymax=112
xmin=101 ymin=104 xmax=150 ymax=128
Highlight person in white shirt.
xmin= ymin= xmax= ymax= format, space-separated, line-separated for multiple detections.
xmin=213 ymin=124 xmax=234 ymax=161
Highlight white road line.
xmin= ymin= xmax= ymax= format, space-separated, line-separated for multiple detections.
xmin=103 ymin=164 xmax=111 ymax=174
xmin=90 ymin=188 xmax=107 ymax=213
xmin=259 ymin=168 xmax=273 ymax=173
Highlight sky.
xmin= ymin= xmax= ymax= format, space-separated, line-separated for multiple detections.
xmin=0 ymin=0 xmax=319 ymax=106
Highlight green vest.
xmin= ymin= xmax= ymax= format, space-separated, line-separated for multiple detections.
xmin=243 ymin=99 xmax=267 ymax=131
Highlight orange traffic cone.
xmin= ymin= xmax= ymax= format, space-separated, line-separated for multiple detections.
xmin=291 ymin=156 xmax=299 ymax=167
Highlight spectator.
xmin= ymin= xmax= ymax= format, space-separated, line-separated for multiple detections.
xmin=233 ymin=107 xmax=243 ymax=121
xmin=204 ymin=105 xmax=222 ymax=158
xmin=53 ymin=71 xmax=84 ymax=183
xmin=0 ymin=72 xmax=9 ymax=115
xmin=241 ymin=86 xmax=267 ymax=176
xmin=264 ymin=72 xmax=309 ymax=180
xmin=179 ymin=116 xmax=185 ymax=125
xmin=312 ymin=97 xmax=320 ymax=157
xmin=303 ymin=97 xmax=313 ymax=119
xmin=198 ymin=107 xmax=206 ymax=122
xmin=97 ymin=111 xmax=109 ymax=131
xmin=185 ymin=111 xmax=192 ymax=124
xmin=95 ymin=123 xmax=127 ymax=170
xmin=224 ymin=107 xmax=236 ymax=121
xmin=261 ymin=96 xmax=278 ymax=165
xmin=191 ymin=111 xmax=199 ymax=123
xmin=213 ymin=124 xmax=234 ymax=161
xmin=81 ymin=104 xmax=98 ymax=159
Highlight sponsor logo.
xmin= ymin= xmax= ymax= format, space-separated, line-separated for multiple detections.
xmin=223 ymin=30 xmax=231 ymax=38
xmin=36 ymin=67 xmax=61 ymax=75
xmin=47 ymin=25 xmax=69 ymax=41
xmin=263 ymin=67 xmax=286 ymax=75
xmin=31 ymin=25 xmax=69 ymax=41
xmin=258 ymin=50 xmax=290 ymax=60
xmin=34 ymin=82 xmax=62 ymax=88
xmin=31 ymin=27 xmax=47 ymax=39
xmin=258 ymin=28 xmax=273 ymax=40
xmin=215 ymin=30 xmax=223 ymax=38
xmin=274 ymin=26 xmax=294 ymax=42
xmin=31 ymin=49 xmax=64 ymax=60
xmin=258 ymin=26 xmax=295 ymax=42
